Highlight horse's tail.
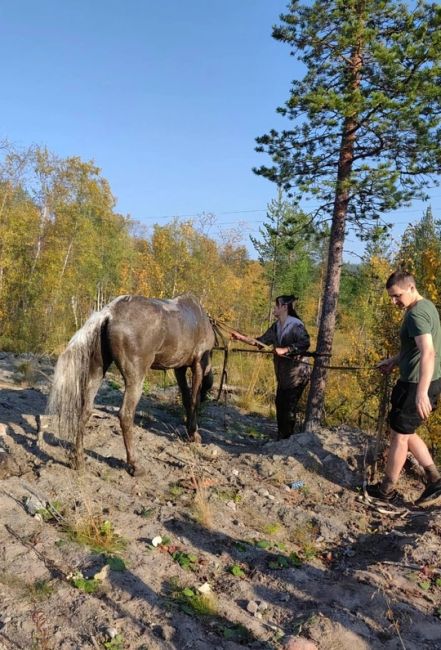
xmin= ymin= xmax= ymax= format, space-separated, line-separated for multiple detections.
xmin=47 ymin=307 xmax=111 ymax=442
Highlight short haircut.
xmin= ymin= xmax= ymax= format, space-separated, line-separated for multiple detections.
xmin=386 ymin=270 xmax=416 ymax=289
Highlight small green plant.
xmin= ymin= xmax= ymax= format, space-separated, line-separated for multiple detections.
xmin=104 ymin=634 xmax=125 ymax=650
xmin=255 ymin=539 xmax=272 ymax=550
xmin=107 ymin=378 xmax=121 ymax=390
xmin=135 ymin=506 xmax=155 ymax=518
xmin=169 ymin=484 xmax=185 ymax=498
xmin=262 ymin=522 xmax=282 ymax=536
xmin=254 ymin=538 xmax=286 ymax=551
xmin=66 ymin=517 xmax=126 ymax=555
xmin=271 ymin=628 xmax=285 ymax=643
xmin=221 ymin=623 xmax=252 ymax=643
xmin=105 ymin=555 xmax=126 ymax=571
xmin=245 ymin=427 xmax=269 ymax=441
xmin=69 ymin=573 xmax=100 ymax=594
xmin=215 ymin=488 xmax=242 ymax=503
xmin=36 ymin=500 xmax=64 ymax=522
xmin=302 ymin=544 xmax=317 ymax=560
xmin=289 ymin=552 xmax=303 ymax=567
xmin=169 ymin=583 xmax=217 ymax=617
xmin=28 ymin=579 xmax=54 ymax=601
xmin=229 ymin=564 xmax=246 ymax=578
xmin=171 ymin=551 xmax=198 ymax=571
xmin=268 ymin=555 xmax=290 ymax=570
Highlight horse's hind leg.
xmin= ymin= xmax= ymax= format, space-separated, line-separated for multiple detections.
xmin=119 ymin=377 xmax=145 ymax=476
xmin=73 ymin=361 xmax=106 ymax=470
xmin=175 ymin=362 xmax=203 ymax=443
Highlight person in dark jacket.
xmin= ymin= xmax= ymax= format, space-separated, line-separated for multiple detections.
xmin=231 ymin=295 xmax=311 ymax=439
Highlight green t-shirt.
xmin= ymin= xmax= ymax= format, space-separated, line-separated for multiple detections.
xmin=399 ymin=298 xmax=441 ymax=382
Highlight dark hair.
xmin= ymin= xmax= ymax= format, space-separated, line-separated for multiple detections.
xmin=275 ymin=294 xmax=299 ymax=318
xmin=385 ymin=270 xmax=416 ymax=289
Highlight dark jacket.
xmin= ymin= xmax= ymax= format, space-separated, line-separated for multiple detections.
xmin=257 ymin=316 xmax=312 ymax=389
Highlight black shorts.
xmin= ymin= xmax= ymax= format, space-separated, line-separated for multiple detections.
xmin=389 ymin=378 xmax=441 ymax=434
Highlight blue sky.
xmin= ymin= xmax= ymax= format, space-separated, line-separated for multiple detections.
xmin=1 ymin=1 xmax=440 ymax=260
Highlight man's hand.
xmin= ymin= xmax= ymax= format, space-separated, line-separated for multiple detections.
xmin=376 ymin=357 xmax=397 ymax=375
xmin=230 ymin=330 xmax=245 ymax=342
xmin=416 ymin=389 xmax=432 ymax=420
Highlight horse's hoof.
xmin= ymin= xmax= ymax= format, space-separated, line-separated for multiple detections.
xmin=128 ymin=465 xmax=146 ymax=477
xmin=188 ymin=432 xmax=202 ymax=444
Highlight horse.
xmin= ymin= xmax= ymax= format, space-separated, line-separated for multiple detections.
xmin=47 ymin=293 xmax=215 ymax=475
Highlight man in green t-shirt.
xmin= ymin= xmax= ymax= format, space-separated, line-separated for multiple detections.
xmin=367 ymin=270 xmax=441 ymax=506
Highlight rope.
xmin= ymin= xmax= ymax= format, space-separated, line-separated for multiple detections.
xmin=212 ymin=346 xmax=377 ymax=372
xmin=209 ymin=316 xmax=381 ymax=372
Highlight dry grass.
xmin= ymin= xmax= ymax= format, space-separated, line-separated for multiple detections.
xmin=14 ymin=359 xmax=39 ymax=387
xmin=188 ymin=465 xmax=214 ymax=529
xmin=45 ymin=475 xmax=128 ymax=556
xmin=288 ymin=519 xmax=320 ymax=557
xmin=65 ymin=513 xmax=126 ymax=554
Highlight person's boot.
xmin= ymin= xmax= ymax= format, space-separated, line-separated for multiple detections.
xmin=366 ymin=482 xmax=399 ymax=503
xmin=415 ymin=479 xmax=441 ymax=507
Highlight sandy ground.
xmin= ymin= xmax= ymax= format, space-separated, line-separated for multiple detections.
xmin=0 ymin=352 xmax=441 ymax=650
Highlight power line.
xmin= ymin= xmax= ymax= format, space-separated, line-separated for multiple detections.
xmin=140 ymin=208 xmax=268 ymax=222
xmin=139 ymin=201 xmax=441 ymax=224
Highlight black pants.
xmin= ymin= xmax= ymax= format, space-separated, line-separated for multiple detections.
xmin=275 ymin=384 xmax=307 ymax=439
xmin=389 ymin=378 xmax=441 ymax=434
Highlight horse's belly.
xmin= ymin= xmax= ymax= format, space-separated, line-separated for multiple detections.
xmin=151 ymin=350 xmax=193 ymax=369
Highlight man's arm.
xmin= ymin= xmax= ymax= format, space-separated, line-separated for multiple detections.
xmin=415 ymin=333 xmax=436 ymax=419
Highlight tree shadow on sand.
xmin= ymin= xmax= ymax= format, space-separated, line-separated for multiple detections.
xmin=162 ymin=509 xmax=441 ymax=648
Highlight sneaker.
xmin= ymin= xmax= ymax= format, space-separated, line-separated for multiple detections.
xmin=366 ymin=483 xmax=399 ymax=503
xmin=415 ymin=479 xmax=441 ymax=507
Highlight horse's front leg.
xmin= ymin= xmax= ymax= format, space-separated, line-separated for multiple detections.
xmin=189 ymin=360 xmax=203 ymax=442
xmin=119 ymin=379 xmax=144 ymax=476
xmin=175 ymin=366 xmax=201 ymax=443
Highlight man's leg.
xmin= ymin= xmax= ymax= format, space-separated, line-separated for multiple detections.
xmin=407 ymin=433 xmax=441 ymax=505
xmin=407 ymin=433 xmax=436 ymax=468
xmin=370 ymin=430 xmax=441 ymax=504
xmin=367 ymin=380 xmax=415 ymax=500
xmin=367 ymin=430 xmax=409 ymax=499
xmin=384 ymin=431 xmax=411 ymax=483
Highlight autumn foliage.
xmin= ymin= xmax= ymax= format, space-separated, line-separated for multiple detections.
xmin=1 ymin=144 xmax=441 ymax=457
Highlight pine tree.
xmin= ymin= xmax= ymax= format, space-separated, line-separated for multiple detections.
xmin=254 ymin=0 xmax=441 ymax=430
xmin=251 ymin=190 xmax=317 ymax=324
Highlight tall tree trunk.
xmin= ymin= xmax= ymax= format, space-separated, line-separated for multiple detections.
xmin=304 ymin=35 xmax=363 ymax=431
xmin=304 ymin=178 xmax=347 ymax=431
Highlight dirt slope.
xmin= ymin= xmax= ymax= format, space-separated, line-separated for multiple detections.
xmin=0 ymin=353 xmax=441 ymax=650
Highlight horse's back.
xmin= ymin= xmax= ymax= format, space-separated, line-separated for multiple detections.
xmin=106 ymin=294 xmax=214 ymax=370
